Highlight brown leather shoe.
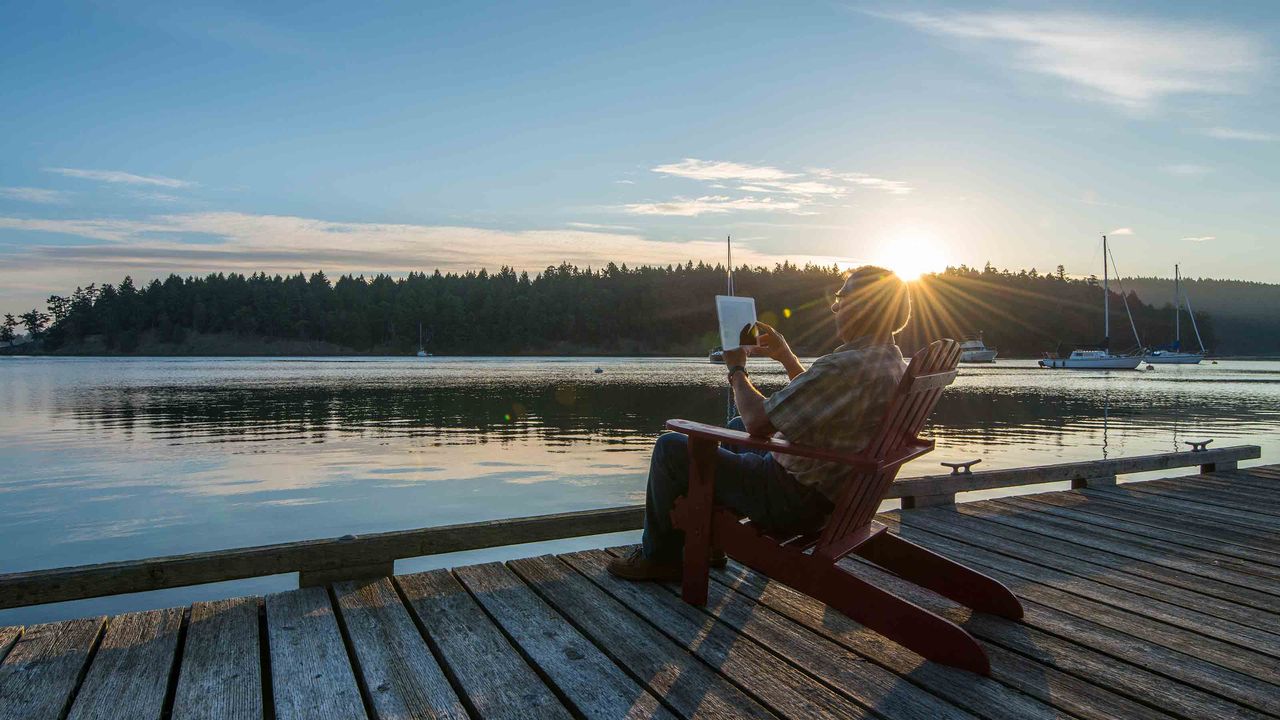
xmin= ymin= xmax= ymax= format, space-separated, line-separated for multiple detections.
xmin=607 ymin=548 xmax=728 ymax=582
xmin=608 ymin=548 xmax=682 ymax=581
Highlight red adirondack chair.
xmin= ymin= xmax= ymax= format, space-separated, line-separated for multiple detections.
xmin=666 ymin=338 xmax=1022 ymax=675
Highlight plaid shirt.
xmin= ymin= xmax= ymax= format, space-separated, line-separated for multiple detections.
xmin=763 ymin=338 xmax=907 ymax=501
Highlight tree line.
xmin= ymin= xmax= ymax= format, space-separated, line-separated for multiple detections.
xmin=7 ymin=261 xmax=1221 ymax=356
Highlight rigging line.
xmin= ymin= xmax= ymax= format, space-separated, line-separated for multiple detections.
xmin=1107 ymin=246 xmax=1143 ymax=350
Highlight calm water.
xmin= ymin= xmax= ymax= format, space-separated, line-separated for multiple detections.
xmin=2 ymin=355 xmax=1278 ymax=624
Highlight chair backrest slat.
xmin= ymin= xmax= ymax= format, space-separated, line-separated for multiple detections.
xmin=815 ymin=339 xmax=961 ymax=556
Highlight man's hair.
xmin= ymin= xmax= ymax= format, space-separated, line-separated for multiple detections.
xmin=835 ymin=265 xmax=912 ymax=340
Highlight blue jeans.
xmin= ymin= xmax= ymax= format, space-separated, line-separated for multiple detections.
xmin=642 ymin=417 xmax=834 ymax=561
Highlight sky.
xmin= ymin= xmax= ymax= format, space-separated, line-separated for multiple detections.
xmin=2 ymin=0 xmax=1278 ymax=314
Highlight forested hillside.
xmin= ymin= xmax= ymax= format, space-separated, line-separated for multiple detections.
xmin=8 ymin=261 xmax=1241 ymax=357
xmin=1122 ymin=277 xmax=1280 ymax=355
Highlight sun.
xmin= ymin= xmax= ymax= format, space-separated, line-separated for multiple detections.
xmin=873 ymin=234 xmax=947 ymax=281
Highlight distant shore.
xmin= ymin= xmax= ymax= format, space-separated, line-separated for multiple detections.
xmin=3 ymin=338 xmax=1275 ymax=362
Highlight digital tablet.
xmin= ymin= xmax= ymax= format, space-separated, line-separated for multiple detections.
xmin=716 ymin=295 xmax=759 ymax=350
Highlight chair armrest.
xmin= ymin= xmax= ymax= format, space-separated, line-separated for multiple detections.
xmin=665 ymin=419 xmax=932 ymax=472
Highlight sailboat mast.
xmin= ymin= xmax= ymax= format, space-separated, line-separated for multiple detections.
xmin=726 ymin=235 xmax=733 ymax=296
xmin=1102 ymin=235 xmax=1110 ymax=348
xmin=1174 ymin=264 xmax=1181 ymax=346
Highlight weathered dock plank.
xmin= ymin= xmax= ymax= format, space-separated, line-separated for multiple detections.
xmin=986 ymin=496 xmax=1280 ymax=585
xmin=396 ymin=569 xmax=571 ymax=720
xmin=880 ymin=513 xmax=1280 ymax=713
xmin=1095 ymin=483 xmax=1280 ymax=527
xmin=1003 ymin=491 xmax=1280 ymax=566
xmin=1242 ymin=466 xmax=1280 ymax=481
xmin=265 ymin=587 xmax=368 ymax=720
xmin=940 ymin=500 xmax=1280 ymax=625
xmin=1130 ymin=477 xmax=1280 ymax=513
xmin=886 ymin=508 xmax=1280 ymax=672
xmin=67 ymin=607 xmax=184 ymax=720
xmin=1078 ymin=487 xmax=1280 ymax=553
xmin=699 ymin=555 xmax=1147 ymax=720
xmin=453 ymin=562 xmax=676 ymax=720
xmin=1162 ymin=473 xmax=1280 ymax=504
xmin=508 ymin=554 xmax=779 ymax=720
xmin=0 ymin=626 xmax=19 ymax=662
xmin=172 ymin=597 xmax=264 ymax=720
xmin=0 ymin=617 xmax=103 ymax=720
xmin=331 ymin=577 xmax=469 ymax=720
xmin=842 ymin=552 xmax=1276 ymax=720
xmin=565 ymin=548 xmax=970 ymax=720
xmin=1087 ymin=484 xmax=1280 ymax=536
xmin=892 ymin=508 xmax=1280 ymax=664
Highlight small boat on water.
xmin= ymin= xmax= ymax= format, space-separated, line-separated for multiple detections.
xmin=417 ymin=322 xmax=433 ymax=358
xmin=1041 ymin=349 xmax=1144 ymax=370
xmin=959 ymin=333 xmax=998 ymax=363
xmin=709 ymin=347 xmax=725 ymax=364
xmin=1145 ymin=264 xmax=1205 ymax=365
xmin=1040 ymin=234 xmax=1142 ymax=370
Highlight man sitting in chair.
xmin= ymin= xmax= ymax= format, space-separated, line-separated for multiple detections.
xmin=610 ymin=265 xmax=912 ymax=581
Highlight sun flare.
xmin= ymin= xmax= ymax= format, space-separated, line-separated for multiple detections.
xmin=874 ymin=234 xmax=947 ymax=281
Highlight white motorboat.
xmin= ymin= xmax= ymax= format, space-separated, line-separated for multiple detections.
xmin=1039 ymin=235 xmax=1142 ymax=370
xmin=1144 ymin=264 xmax=1205 ymax=365
xmin=959 ymin=334 xmax=998 ymax=363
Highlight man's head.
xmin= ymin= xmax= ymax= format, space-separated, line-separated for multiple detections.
xmin=830 ymin=266 xmax=911 ymax=344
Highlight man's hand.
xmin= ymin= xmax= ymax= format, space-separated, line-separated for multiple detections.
xmin=746 ymin=322 xmax=805 ymax=379
xmin=722 ymin=347 xmax=748 ymax=367
xmin=745 ymin=322 xmax=793 ymax=362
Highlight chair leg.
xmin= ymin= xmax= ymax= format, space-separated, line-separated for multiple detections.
xmin=855 ymin=531 xmax=1023 ymax=619
xmin=676 ymin=437 xmax=717 ymax=606
xmin=711 ymin=510 xmax=992 ymax=675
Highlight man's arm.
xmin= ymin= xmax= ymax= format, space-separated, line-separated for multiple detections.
xmin=730 ymin=371 xmax=776 ymax=436
xmin=723 ymin=347 xmax=776 ymax=436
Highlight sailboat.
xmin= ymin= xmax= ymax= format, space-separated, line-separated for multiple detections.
xmin=1144 ymin=264 xmax=1205 ymax=364
xmin=417 ymin=322 xmax=432 ymax=358
xmin=708 ymin=235 xmax=733 ymax=364
xmin=1039 ymin=235 xmax=1143 ymax=370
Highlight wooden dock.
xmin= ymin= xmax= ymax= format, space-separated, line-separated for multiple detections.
xmin=1 ymin=460 xmax=1277 ymax=719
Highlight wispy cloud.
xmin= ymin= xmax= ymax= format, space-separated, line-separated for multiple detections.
xmin=652 ymin=159 xmax=799 ymax=183
xmin=0 ymin=211 xmax=844 ymax=300
xmin=1183 ymin=235 xmax=1216 ymax=242
xmin=624 ymin=196 xmax=805 ymax=217
xmin=566 ymin=221 xmax=639 ymax=231
xmin=1201 ymin=127 xmax=1277 ymax=142
xmin=1108 ymin=227 xmax=1134 ymax=236
xmin=874 ymin=10 xmax=1265 ymax=111
xmin=45 ymin=167 xmax=195 ymax=188
xmin=634 ymin=158 xmax=910 ymax=216
xmin=1162 ymin=163 xmax=1212 ymax=176
xmin=0 ymin=187 xmax=68 ymax=204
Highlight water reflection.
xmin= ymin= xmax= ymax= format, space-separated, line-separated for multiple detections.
xmin=1 ymin=357 xmax=1277 ymax=584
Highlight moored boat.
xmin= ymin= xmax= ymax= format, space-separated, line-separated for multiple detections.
xmin=1040 ymin=350 xmax=1142 ymax=369
xmin=1144 ymin=264 xmax=1205 ymax=365
xmin=1039 ymin=234 xmax=1142 ymax=370
xmin=959 ymin=333 xmax=998 ymax=363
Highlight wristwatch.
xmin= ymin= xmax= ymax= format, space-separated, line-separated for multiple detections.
xmin=727 ymin=365 xmax=748 ymax=381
